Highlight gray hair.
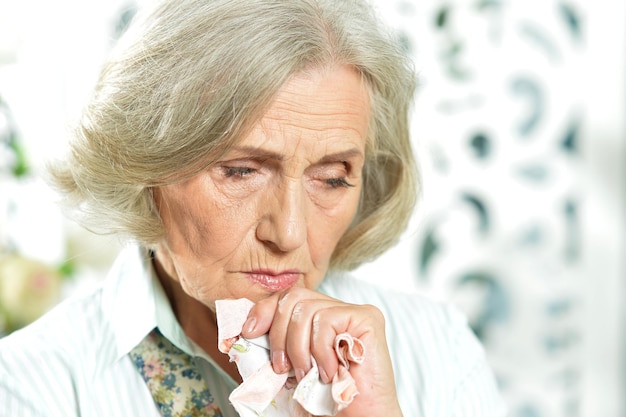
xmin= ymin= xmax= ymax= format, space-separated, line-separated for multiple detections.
xmin=48 ymin=0 xmax=419 ymax=271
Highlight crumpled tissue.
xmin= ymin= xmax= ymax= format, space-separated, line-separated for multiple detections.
xmin=216 ymin=298 xmax=364 ymax=417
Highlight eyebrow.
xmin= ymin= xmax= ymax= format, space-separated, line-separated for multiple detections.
xmin=228 ymin=145 xmax=364 ymax=163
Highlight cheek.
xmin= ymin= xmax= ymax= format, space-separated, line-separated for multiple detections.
xmin=161 ymin=189 xmax=256 ymax=259
xmin=309 ymin=193 xmax=360 ymax=262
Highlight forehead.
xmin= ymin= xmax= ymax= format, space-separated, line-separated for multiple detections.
xmin=239 ymin=66 xmax=371 ymax=152
xmin=270 ymin=66 xmax=369 ymax=119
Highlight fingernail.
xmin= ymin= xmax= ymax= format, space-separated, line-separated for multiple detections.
xmin=272 ymin=350 xmax=289 ymax=373
xmin=242 ymin=317 xmax=256 ymax=335
xmin=294 ymin=368 xmax=306 ymax=382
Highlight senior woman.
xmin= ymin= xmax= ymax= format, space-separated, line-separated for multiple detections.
xmin=0 ymin=0 xmax=506 ymax=416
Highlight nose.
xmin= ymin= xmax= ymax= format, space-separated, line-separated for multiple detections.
xmin=256 ymin=178 xmax=307 ymax=252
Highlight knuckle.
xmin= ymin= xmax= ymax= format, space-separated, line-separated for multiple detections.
xmin=289 ymin=286 xmax=310 ymax=299
xmin=277 ymin=292 xmax=292 ymax=314
xmin=363 ymin=303 xmax=385 ymax=322
xmin=311 ymin=310 xmax=323 ymax=335
xmin=290 ymin=301 xmax=305 ymax=323
xmin=277 ymin=287 xmax=309 ymax=313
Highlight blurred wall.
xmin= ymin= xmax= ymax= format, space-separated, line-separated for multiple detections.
xmin=355 ymin=1 xmax=626 ymax=416
xmin=0 ymin=0 xmax=132 ymax=331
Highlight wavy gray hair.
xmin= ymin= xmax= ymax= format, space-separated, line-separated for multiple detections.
xmin=48 ymin=0 xmax=419 ymax=271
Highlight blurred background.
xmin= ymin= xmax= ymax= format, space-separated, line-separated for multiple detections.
xmin=0 ymin=0 xmax=624 ymax=416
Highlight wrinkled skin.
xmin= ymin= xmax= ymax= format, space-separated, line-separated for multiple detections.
xmin=153 ymin=65 xmax=403 ymax=416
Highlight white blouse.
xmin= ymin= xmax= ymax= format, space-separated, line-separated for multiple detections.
xmin=0 ymin=245 xmax=507 ymax=417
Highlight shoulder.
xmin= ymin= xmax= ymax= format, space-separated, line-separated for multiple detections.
xmin=0 ymin=284 xmax=106 ymax=355
xmin=319 ymin=273 xmax=473 ymax=365
xmin=319 ymin=272 xmax=463 ymax=336
xmin=319 ymin=274 xmax=477 ymax=365
xmin=0 ymin=285 xmax=106 ymax=416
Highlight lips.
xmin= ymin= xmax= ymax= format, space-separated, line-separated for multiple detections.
xmin=246 ymin=271 xmax=301 ymax=292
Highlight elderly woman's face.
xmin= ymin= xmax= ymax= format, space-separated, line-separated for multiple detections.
xmin=154 ymin=66 xmax=369 ymax=308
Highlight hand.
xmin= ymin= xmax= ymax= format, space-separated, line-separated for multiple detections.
xmin=241 ymin=287 xmax=404 ymax=417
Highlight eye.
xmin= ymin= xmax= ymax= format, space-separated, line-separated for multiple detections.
xmin=222 ymin=166 xmax=256 ymax=178
xmin=325 ymin=177 xmax=355 ymax=189
xmin=312 ymin=161 xmax=356 ymax=190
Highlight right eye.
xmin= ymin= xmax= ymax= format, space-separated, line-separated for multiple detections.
xmin=221 ymin=166 xmax=257 ymax=178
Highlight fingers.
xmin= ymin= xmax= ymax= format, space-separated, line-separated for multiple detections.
xmin=241 ymin=295 xmax=277 ymax=338
xmin=276 ymin=295 xmax=341 ymax=383
xmin=265 ymin=289 xmax=338 ymax=381
xmin=309 ymin=306 xmax=343 ymax=383
xmin=276 ymin=292 xmax=312 ymax=379
xmin=240 ymin=288 xmax=380 ymax=385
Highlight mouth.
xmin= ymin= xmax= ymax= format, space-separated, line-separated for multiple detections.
xmin=245 ymin=270 xmax=302 ymax=292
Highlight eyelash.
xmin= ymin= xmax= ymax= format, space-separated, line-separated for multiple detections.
xmin=223 ymin=166 xmax=256 ymax=178
xmin=325 ymin=177 xmax=355 ymax=189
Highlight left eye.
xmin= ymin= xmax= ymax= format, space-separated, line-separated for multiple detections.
xmin=223 ymin=166 xmax=256 ymax=178
xmin=325 ymin=177 xmax=354 ymax=189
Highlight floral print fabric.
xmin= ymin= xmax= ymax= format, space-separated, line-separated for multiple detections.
xmin=130 ymin=328 xmax=223 ymax=417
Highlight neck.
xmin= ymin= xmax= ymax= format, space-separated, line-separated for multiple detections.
xmin=152 ymin=255 xmax=243 ymax=383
